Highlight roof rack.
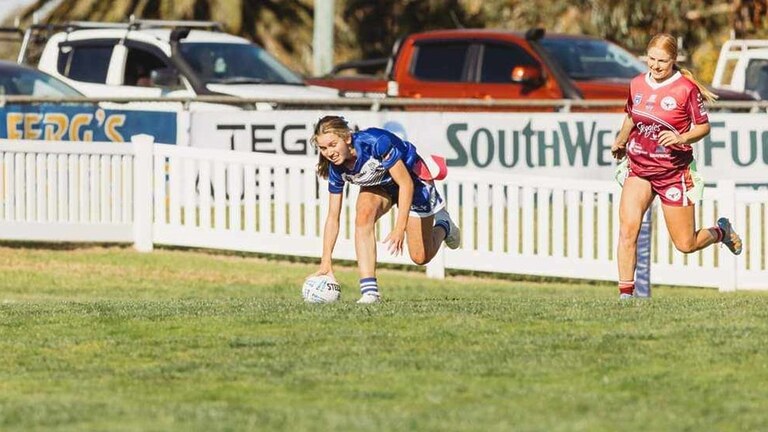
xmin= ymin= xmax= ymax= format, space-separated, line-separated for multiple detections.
xmin=67 ymin=15 xmax=223 ymax=31
xmin=0 ymin=17 xmax=24 ymax=42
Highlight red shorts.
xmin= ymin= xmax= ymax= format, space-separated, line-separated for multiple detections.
xmin=627 ymin=164 xmax=698 ymax=207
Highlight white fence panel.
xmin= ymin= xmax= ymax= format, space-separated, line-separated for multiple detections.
xmin=2 ymin=138 xmax=767 ymax=291
xmin=0 ymin=139 xmax=135 ymax=242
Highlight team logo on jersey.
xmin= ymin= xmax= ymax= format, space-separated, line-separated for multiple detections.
xmin=665 ymin=187 xmax=682 ymax=202
xmin=633 ymin=93 xmax=643 ymax=105
xmin=644 ymin=94 xmax=657 ymax=110
xmin=661 ymin=96 xmax=677 ymax=111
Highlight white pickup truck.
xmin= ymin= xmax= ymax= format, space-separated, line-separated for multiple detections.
xmin=19 ymin=18 xmax=338 ymax=109
xmin=712 ymin=39 xmax=768 ymax=100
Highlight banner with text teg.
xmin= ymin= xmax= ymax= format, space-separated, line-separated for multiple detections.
xmin=189 ymin=111 xmax=768 ymax=184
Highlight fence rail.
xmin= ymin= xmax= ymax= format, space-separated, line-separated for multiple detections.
xmin=1 ymin=136 xmax=766 ymax=290
xmin=1 ymin=95 xmax=766 ymax=112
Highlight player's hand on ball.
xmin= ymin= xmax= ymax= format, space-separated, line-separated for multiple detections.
xmin=310 ymin=267 xmax=335 ymax=282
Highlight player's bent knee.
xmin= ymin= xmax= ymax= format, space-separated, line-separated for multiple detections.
xmin=673 ymin=240 xmax=697 ymax=254
xmin=355 ymin=210 xmax=377 ymax=228
xmin=410 ymin=251 xmax=430 ymax=266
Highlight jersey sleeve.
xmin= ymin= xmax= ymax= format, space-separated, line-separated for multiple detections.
xmin=327 ymin=166 xmax=345 ymax=194
xmin=373 ymin=133 xmax=404 ymax=170
xmin=624 ymin=80 xmax=635 ymax=115
xmin=687 ymin=86 xmax=709 ymax=124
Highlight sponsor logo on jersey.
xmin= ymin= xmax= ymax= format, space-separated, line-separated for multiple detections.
xmin=665 ymin=186 xmax=682 ymax=202
xmin=636 ymin=122 xmax=662 ymax=140
xmin=644 ymin=94 xmax=657 ymax=111
xmin=627 ymin=138 xmax=645 ymax=155
xmin=661 ymin=96 xmax=677 ymax=111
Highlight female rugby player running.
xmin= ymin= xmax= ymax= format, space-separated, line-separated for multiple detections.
xmin=309 ymin=115 xmax=460 ymax=303
xmin=611 ymin=33 xmax=743 ymax=299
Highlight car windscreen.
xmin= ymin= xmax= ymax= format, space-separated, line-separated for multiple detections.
xmin=743 ymin=58 xmax=768 ymax=99
xmin=179 ymin=42 xmax=304 ymax=85
xmin=539 ymin=38 xmax=645 ymax=80
xmin=0 ymin=66 xmax=83 ymax=97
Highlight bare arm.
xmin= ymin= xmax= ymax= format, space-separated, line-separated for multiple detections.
xmin=316 ymin=192 xmax=343 ymax=278
xmin=384 ymin=160 xmax=413 ymax=255
xmin=658 ymin=123 xmax=710 ymax=147
xmin=611 ymin=114 xmax=635 ymax=160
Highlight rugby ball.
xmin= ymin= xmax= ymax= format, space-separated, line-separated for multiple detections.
xmin=302 ymin=275 xmax=341 ymax=303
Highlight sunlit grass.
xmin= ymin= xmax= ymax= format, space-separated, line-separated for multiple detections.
xmin=1 ymin=244 xmax=767 ymax=432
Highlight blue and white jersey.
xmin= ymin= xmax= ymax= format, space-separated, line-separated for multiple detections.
xmin=328 ymin=128 xmax=420 ymax=194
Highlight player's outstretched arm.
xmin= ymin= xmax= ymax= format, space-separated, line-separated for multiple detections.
xmin=315 ymin=192 xmax=343 ymax=279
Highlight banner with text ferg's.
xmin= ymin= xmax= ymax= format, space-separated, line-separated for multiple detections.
xmin=1 ymin=105 xmax=179 ymax=144
xmin=193 ymin=111 xmax=767 ymax=184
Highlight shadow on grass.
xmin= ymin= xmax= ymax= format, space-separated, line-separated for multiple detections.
xmin=0 ymin=241 xmax=708 ymax=291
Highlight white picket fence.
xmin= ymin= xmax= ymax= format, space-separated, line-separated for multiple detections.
xmin=1 ymin=136 xmax=766 ymax=291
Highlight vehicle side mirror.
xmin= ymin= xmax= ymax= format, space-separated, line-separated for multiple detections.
xmin=511 ymin=65 xmax=543 ymax=85
xmin=150 ymin=67 xmax=181 ymax=88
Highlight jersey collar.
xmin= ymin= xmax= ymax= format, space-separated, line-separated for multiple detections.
xmin=348 ymin=132 xmax=363 ymax=172
xmin=644 ymin=71 xmax=682 ymax=90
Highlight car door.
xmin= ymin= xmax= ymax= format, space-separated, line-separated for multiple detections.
xmin=55 ymin=40 xmax=118 ymax=97
xmin=472 ymin=41 xmax=561 ymax=100
xmin=109 ymin=41 xmax=185 ymax=98
xmin=397 ymin=40 xmax=474 ymax=98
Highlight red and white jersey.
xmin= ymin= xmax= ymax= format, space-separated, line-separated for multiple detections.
xmin=625 ymin=71 xmax=709 ymax=177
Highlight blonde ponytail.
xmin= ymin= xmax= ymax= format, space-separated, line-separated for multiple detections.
xmin=647 ymin=33 xmax=718 ymax=104
xmin=679 ymin=68 xmax=718 ymax=103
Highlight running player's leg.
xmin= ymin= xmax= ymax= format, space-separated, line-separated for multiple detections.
xmin=662 ymin=204 xmax=716 ymax=253
xmin=662 ymin=204 xmax=742 ymax=253
xmin=617 ymin=176 xmax=654 ymax=296
xmin=403 ymin=179 xmax=456 ymax=265
xmin=355 ymin=187 xmax=392 ymax=302
xmin=656 ymin=166 xmax=740 ymax=254
xmin=405 ymin=214 xmax=442 ymax=265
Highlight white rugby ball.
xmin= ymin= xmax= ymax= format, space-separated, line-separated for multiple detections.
xmin=302 ymin=275 xmax=341 ymax=303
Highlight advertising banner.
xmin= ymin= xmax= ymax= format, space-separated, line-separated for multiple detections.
xmin=189 ymin=110 xmax=768 ymax=184
xmin=1 ymin=105 xmax=178 ymax=144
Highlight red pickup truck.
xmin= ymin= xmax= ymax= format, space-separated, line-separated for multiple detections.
xmin=307 ymin=28 xmax=752 ymax=106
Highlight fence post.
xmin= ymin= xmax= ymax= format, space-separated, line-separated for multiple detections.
xmin=426 ymin=247 xmax=446 ymax=279
xmin=132 ymin=134 xmax=154 ymax=252
xmin=717 ymin=180 xmax=737 ymax=292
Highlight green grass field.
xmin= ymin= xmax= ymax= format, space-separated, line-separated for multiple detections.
xmin=1 ymin=244 xmax=767 ymax=432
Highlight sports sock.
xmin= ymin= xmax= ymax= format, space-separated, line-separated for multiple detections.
xmin=709 ymin=226 xmax=724 ymax=243
xmin=434 ymin=220 xmax=450 ymax=238
xmin=618 ymin=280 xmax=635 ymax=295
xmin=360 ymin=277 xmax=379 ymax=296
